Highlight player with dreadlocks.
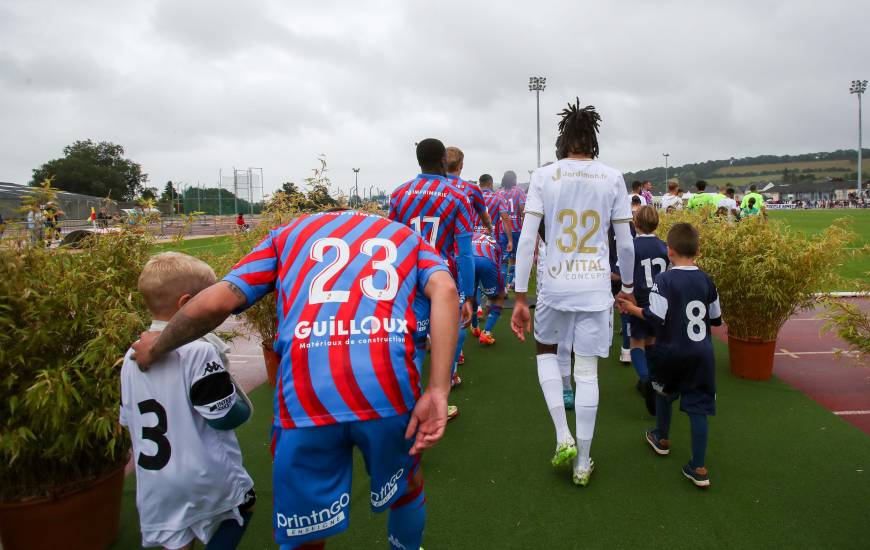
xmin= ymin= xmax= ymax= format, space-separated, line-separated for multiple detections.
xmin=511 ymin=98 xmax=636 ymax=486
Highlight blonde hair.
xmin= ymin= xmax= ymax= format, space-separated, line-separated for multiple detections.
xmin=634 ymin=205 xmax=659 ymax=234
xmin=445 ymin=146 xmax=464 ymax=172
xmin=138 ymin=252 xmax=216 ymax=316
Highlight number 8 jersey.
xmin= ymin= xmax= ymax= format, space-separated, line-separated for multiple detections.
xmin=224 ymin=211 xmax=449 ymax=429
xmin=525 ymin=158 xmax=633 ymax=311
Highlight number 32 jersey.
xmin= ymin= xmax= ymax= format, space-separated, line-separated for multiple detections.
xmin=525 ymin=158 xmax=632 ymax=311
xmin=225 ymin=211 xmax=449 ymax=429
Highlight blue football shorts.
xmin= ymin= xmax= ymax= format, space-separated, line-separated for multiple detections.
xmin=271 ymin=412 xmax=419 ymax=547
xmin=474 ymin=255 xmax=504 ymax=298
xmin=628 ymin=316 xmax=655 ymax=341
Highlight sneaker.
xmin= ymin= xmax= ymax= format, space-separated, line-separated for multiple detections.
xmin=619 ymin=348 xmax=631 ymax=363
xmin=458 ymin=352 xmax=465 ymax=365
xmin=551 ymin=439 xmax=577 ymax=469
xmin=447 ymin=405 xmax=460 ymax=421
xmin=471 ymin=327 xmax=481 ymax=338
xmin=572 ymin=458 xmax=595 ymax=487
xmin=451 ymin=374 xmax=462 ymax=387
xmin=563 ymin=389 xmax=575 ymax=410
xmin=682 ymin=463 xmax=710 ymax=488
xmin=645 ymin=429 xmax=670 ymax=456
xmin=479 ymin=332 xmax=496 ymax=346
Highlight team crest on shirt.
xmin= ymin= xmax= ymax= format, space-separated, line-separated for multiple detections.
xmin=548 ymin=263 xmax=563 ymax=277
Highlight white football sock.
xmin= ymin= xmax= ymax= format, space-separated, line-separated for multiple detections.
xmin=537 ymin=353 xmax=572 ymax=446
xmin=557 ymin=343 xmax=572 ymax=390
xmin=574 ymin=355 xmax=600 ymax=468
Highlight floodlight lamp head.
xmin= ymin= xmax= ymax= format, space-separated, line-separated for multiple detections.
xmin=850 ymin=80 xmax=867 ymax=94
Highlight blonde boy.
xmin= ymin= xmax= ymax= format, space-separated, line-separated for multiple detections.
xmin=120 ymin=252 xmax=254 ymax=550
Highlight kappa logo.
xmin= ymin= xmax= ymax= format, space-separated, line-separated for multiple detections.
xmin=203 ymin=361 xmax=224 ymax=375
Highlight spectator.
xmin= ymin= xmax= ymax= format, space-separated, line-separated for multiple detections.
xmin=740 ymin=184 xmax=765 ymax=211
xmin=236 ymin=213 xmax=249 ymax=231
xmin=641 ymin=180 xmax=654 ymax=206
xmin=660 ymin=180 xmax=683 ymax=211
xmin=630 ymin=180 xmax=648 ymax=205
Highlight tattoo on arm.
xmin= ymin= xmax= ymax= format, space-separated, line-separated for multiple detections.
xmin=225 ymin=281 xmax=247 ymax=306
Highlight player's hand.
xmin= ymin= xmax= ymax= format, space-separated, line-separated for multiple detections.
xmin=460 ymin=300 xmax=473 ymax=328
xmin=511 ymin=301 xmax=531 ymax=341
xmin=617 ymin=291 xmax=636 ymax=307
xmin=507 ymin=240 xmax=513 ymax=253
xmin=406 ymin=389 xmax=448 ymax=455
xmin=131 ymin=331 xmax=161 ymax=372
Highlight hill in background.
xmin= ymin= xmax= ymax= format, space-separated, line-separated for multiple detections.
xmin=625 ymin=149 xmax=870 ymax=191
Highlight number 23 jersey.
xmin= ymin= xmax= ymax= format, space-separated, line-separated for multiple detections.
xmin=119 ymin=337 xmax=253 ymax=534
xmin=224 ymin=211 xmax=449 ymax=429
xmin=526 ymin=158 xmax=632 ymax=311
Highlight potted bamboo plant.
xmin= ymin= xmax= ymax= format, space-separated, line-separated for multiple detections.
xmin=656 ymin=210 xmax=855 ymax=380
xmin=0 ymin=227 xmax=152 ymax=549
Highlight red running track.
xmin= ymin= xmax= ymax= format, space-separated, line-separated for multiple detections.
xmin=714 ymin=299 xmax=870 ymax=435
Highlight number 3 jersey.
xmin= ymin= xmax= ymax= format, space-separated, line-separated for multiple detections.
xmin=224 ymin=211 xmax=449 ymax=429
xmin=642 ymin=266 xmax=722 ymax=394
xmin=525 ymin=158 xmax=633 ymax=311
xmin=119 ymin=329 xmax=254 ymax=535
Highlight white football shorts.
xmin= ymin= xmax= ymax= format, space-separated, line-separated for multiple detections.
xmin=141 ymin=507 xmax=242 ymax=549
xmin=533 ymin=303 xmax=613 ymax=358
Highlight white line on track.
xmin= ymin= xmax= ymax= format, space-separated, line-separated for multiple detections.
xmin=834 ymin=410 xmax=870 ymax=416
xmin=779 ymin=348 xmax=800 ymax=359
xmin=774 ymin=349 xmax=858 ymax=357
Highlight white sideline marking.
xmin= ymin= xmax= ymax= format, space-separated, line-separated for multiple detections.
xmin=834 ymin=410 xmax=870 ymax=416
xmin=775 ymin=349 xmax=858 ymax=358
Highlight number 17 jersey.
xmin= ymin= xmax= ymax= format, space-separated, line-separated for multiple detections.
xmin=224 ymin=211 xmax=449 ymax=429
xmin=525 ymin=158 xmax=632 ymax=312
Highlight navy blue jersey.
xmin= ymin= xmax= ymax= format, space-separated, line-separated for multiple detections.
xmin=643 ymin=267 xmax=722 ymax=396
xmin=632 ymin=235 xmax=669 ymax=307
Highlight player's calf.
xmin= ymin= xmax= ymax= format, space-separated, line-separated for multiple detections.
xmin=387 ymin=469 xmax=427 ymax=550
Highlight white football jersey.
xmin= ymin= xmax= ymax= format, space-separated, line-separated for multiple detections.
xmin=525 ymin=158 xmax=632 ymax=311
xmin=119 ymin=327 xmax=253 ymax=534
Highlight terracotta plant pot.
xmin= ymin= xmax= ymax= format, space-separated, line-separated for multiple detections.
xmin=728 ymin=334 xmax=777 ymax=381
xmin=262 ymin=342 xmax=280 ymax=388
xmin=0 ymin=463 xmax=125 ymax=550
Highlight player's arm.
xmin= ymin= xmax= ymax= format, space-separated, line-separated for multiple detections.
xmin=406 ymin=270 xmax=457 ymax=455
xmin=709 ymin=282 xmax=723 ymax=327
xmin=132 ymin=281 xmax=247 ymax=368
xmin=510 ymin=211 xmax=541 ymax=341
xmin=612 ymin=176 xmax=635 ymax=302
xmin=455 ymin=232 xmax=475 ymax=301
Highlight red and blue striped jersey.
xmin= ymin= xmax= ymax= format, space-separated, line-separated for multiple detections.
xmin=482 ymin=188 xmax=509 ymax=243
xmin=388 ymin=174 xmax=473 ymax=277
xmin=223 ymin=211 xmax=449 ymax=429
xmin=472 ymin=231 xmax=501 ymax=266
xmin=499 ymin=186 xmax=526 ymax=230
xmin=446 ymin=176 xmax=487 ymax=229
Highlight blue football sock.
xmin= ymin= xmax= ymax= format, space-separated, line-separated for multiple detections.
xmin=205 ymin=508 xmax=253 ymax=550
xmin=453 ymin=329 xmax=466 ymax=377
xmin=388 ymin=485 xmax=426 ymax=550
xmin=629 ymin=348 xmax=649 ymax=381
xmin=620 ymin=314 xmax=630 ymax=349
xmin=484 ymin=305 xmax=502 ymax=333
xmin=507 ymin=263 xmax=515 ymax=286
xmin=688 ymin=413 xmax=708 ymax=468
xmin=500 ymin=261 xmax=509 ymax=289
xmin=655 ymin=393 xmax=673 ymax=440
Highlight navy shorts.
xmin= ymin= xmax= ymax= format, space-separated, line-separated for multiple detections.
xmin=271 ymin=413 xmax=419 ymax=546
xmin=627 ymin=316 xmax=655 ymax=341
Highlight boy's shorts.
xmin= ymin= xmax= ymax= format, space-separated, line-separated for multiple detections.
xmin=648 ymin=346 xmax=716 ymax=416
xmin=627 ymin=316 xmax=655 ymax=341
xmin=272 ymin=413 xmax=419 ymax=547
xmin=474 ymin=255 xmax=504 ymax=297
xmin=534 ymin=303 xmax=613 ymax=358
xmin=141 ymin=488 xmax=256 ymax=549
xmin=652 ymin=387 xmax=716 ymax=416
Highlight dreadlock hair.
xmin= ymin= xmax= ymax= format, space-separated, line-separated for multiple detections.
xmin=556 ymin=97 xmax=601 ymax=159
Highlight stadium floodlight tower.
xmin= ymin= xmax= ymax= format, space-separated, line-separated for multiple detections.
xmin=663 ymin=153 xmax=670 ymax=187
xmin=529 ymin=76 xmax=547 ymax=167
xmin=352 ymin=168 xmax=360 ymax=203
xmin=850 ymin=79 xmax=867 ymax=195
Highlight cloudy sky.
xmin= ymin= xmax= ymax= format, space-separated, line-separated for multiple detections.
xmin=1 ymin=0 xmax=867 ymax=197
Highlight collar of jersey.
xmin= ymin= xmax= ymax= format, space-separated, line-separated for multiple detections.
xmin=671 ymin=265 xmax=699 ymax=271
xmin=418 ymin=173 xmax=447 ymax=180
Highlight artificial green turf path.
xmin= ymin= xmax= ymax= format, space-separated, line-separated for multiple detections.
xmin=112 ymin=318 xmax=870 ymax=549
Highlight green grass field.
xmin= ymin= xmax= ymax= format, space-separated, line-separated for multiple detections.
xmin=112 ymin=320 xmax=870 ymax=549
xmin=767 ymin=209 xmax=869 ymax=284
